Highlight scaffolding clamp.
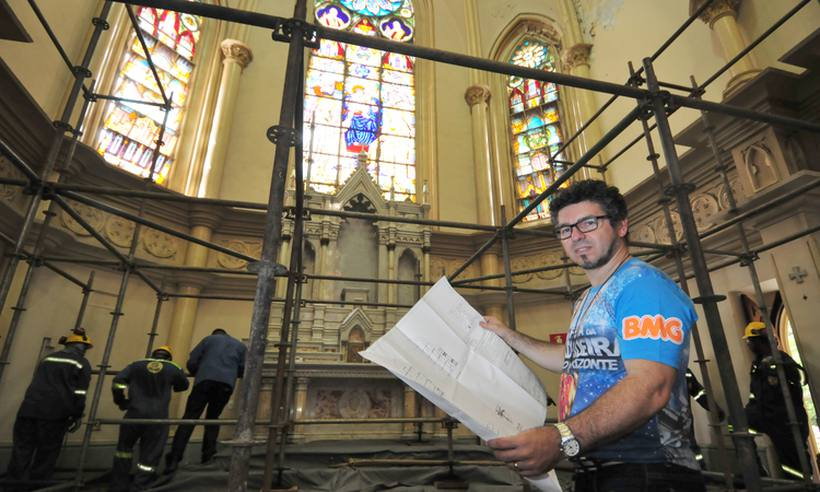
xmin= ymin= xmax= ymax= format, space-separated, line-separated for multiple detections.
xmin=691 ymin=294 xmax=727 ymax=305
xmin=246 ymin=259 xmax=288 ymax=277
xmin=72 ymin=65 xmax=92 ymax=79
xmin=271 ymin=19 xmax=320 ymax=49
xmin=91 ymin=16 xmax=110 ymax=31
xmin=285 ymin=207 xmax=311 ymax=220
xmin=664 ymin=183 xmax=696 ymax=196
xmin=267 ymin=125 xmax=299 ymax=147
xmin=739 ymin=251 xmax=759 ymax=266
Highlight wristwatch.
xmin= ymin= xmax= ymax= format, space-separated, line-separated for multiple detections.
xmin=553 ymin=422 xmax=581 ymax=458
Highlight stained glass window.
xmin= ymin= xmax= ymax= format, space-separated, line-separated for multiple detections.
xmin=304 ymin=0 xmax=416 ymax=201
xmin=508 ymin=39 xmax=566 ymax=222
xmin=95 ymin=7 xmax=202 ymax=185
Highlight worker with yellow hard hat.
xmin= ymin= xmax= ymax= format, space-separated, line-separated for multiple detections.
xmin=6 ymin=328 xmax=93 ymax=487
xmin=742 ymin=321 xmax=810 ymax=479
xmin=109 ymin=345 xmax=188 ymax=491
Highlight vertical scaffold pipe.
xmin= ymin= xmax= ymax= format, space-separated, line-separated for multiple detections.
xmin=74 ymin=224 xmax=142 ymax=487
xmin=692 ymin=76 xmax=814 ymax=483
xmin=263 ymin=23 xmax=309 ymax=488
xmin=0 ymin=210 xmax=55 ymax=387
xmin=500 ymin=206 xmax=517 ymax=332
xmin=144 ymin=292 xmax=166 ymax=358
xmin=628 ymin=61 xmax=732 ymax=487
xmin=227 ymin=1 xmax=307 ymax=489
xmin=74 ymin=271 xmax=96 ymax=330
xmin=642 ymin=57 xmax=762 ymax=492
xmin=0 ymin=1 xmax=112 ymax=317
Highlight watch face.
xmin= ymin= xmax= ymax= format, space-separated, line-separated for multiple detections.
xmin=563 ymin=438 xmax=580 ymax=457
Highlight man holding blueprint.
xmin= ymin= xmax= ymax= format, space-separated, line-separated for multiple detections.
xmin=481 ymin=180 xmax=705 ymax=491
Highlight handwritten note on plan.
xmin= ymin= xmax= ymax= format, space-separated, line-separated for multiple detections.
xmin=359 ymin=277 xmax=561 ymax=492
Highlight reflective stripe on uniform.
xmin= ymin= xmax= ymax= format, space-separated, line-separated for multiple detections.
xmin=44 ymin=357 xmax=83 ymax=369
xmin=114 ymin=451 xmax=133 ymax=459
xmin=113 ymin=383 xmax=127 ymax=389
xmin=781 ymin=464 xmax=804 ymax=478
xmin=136 ymin=463 xmax=154 ymax=472
xmin=693 ymin=390 xmax=706 ymax=400
xmin=695 ymin=453 xmax=704 ymax=461
xmin=74 ymin=389 xmax=87 ymax=395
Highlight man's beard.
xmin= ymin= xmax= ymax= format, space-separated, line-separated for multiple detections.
xmin=577 ymin=239 xmax=618 ymax=270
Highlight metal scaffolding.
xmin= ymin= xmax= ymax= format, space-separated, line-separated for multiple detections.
xmin=0 ymin=0 xmax=818 ymax=490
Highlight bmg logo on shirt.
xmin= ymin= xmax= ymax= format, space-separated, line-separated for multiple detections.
xmin=622 ymin=315 xmax=684 ymax=345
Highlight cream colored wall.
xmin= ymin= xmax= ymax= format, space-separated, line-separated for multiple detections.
xmin=474 ymin=0 xmax=564 ymax=58
xmin=586 ymin=0 xmax=820 ymax=194
xmin=0 ymin=262 xmax=177 ymax=445
xmin=430 ymin=1 xmax=478 ymax=225
xmin=514 ymin=298 xmax=572 ymax=421
xmin=0 ymin=0 xmax=113 ymax=121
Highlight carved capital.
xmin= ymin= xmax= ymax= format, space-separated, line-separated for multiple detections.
xmin=692 ymin=0 xmax=741 ymax=28
xmin=562 ymin=43 xmax=592 ymax=70
xmin=220 ymin=39 xmax=253 ymax=69
xmin=189 ymin=205 xmax=222 ymax=229
xmin=464 ymin=85 xmax=491 ymax=107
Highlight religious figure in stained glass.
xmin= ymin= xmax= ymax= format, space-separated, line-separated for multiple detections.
xmin=507 ymin=38 xmax=566 ymax=222
xmin=305 ymin=0 xmax=416 ymax=201
xmin=95 ymin=7 xmax=201 ymax=185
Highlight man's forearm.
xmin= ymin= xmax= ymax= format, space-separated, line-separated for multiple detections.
xmin=501 ymin=330 xmax=564 ymax=373
xmin=564 ymin=372 xmax=671 ymax=451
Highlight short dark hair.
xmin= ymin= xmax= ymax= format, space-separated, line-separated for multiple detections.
xmin=548 ymin=179 xmax=628 ymax=226
xmin=212 ymin=328 xmax=227 ymax=335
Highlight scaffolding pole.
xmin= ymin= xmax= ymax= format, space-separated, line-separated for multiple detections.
xmin=73 ymin=271 xmax=96 ymax=330
xmin=642 ymin=57 xmax=762 ymax=491
xmin=225 ymin=0 xmax=305 ymax=489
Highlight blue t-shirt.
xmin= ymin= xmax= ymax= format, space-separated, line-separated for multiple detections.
xmin=558 ymin=258 xmax=698 ymax=469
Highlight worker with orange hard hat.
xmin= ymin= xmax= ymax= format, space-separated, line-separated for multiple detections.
xmin=109 ymin=345 xmax=188 ymax=491
xmin=5 ymin=328 xmax=93 ymax=488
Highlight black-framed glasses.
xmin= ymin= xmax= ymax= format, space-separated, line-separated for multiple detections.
xmin=555 ymin=215 xmax=610 ymax=240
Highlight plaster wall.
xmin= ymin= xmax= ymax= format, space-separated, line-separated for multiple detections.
xmin=513 ymin=298 xmax=572 ymax=422
xmin=0 ymin=0 xmax=112 ymax=120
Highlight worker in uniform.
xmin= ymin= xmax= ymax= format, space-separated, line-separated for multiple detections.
xmin=5 ymin=328 xmax=92 ymax=488
xmin=110 ymin=346 xmax=188 ymax=491
xmin=165 ymin=328 xmax=246 ymax=473
xmin=743 ymin=321 xmax=810 ymax=480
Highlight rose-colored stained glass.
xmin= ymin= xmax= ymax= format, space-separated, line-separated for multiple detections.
xmin=96 ymin=6 xmax=201 ymax=184
xmin=303 ymin=0 xmax=416 ymax=200
xmin=507 ymin=38 xmax=564 ymax=221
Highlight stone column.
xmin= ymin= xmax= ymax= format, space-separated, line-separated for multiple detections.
xmin=694 ymin=0 xmax=760 ymax=96
xmin=561 ymin=43 xmax=598 ymax=179
xmin=465 ymin=85 xmax=503 ymax=294
xmin=200 ymin=39 xmax=253 ymax=198
xmin=465 ymin=85 xmax=497 ymax=226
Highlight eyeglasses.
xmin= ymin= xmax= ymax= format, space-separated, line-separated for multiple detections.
xmin=555 ymin=215 xmax=610 ymax=240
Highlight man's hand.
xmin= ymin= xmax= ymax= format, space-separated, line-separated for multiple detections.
xmin=480 ymin=316 xmax=513 ymax=341
xmin=487 ymin=426 xmax=562 ymax=477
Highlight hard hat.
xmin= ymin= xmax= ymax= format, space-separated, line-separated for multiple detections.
xmin=742 ymin=321 xmax=767 ymax=339
xmin=60 ymin=330 xmax=93 ymax=348
xmin=153 ymin=345 xmax=173 ymax=360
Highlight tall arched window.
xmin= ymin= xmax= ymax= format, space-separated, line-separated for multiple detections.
xmin=304 ymin=0 xmax=416 ymax=202
xmin=95 ymin=7 xmax=202 ymax=185
xmin=507 ymin=38 xmax=565 ymax=222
